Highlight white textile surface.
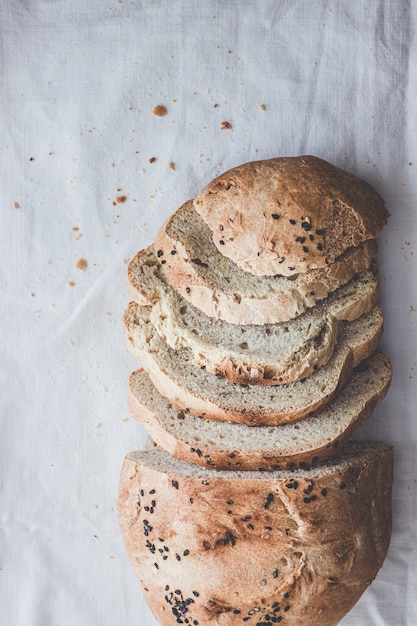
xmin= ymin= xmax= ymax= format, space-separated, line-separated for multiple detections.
xmin=1 ymin=1 xmax=416 ymax=625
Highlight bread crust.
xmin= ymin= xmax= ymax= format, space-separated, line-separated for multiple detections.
xmin=123 ymin=302 xmax=383 ymax=426
xmin=194 ymin=156 xmax=389 ymax=276
xmin=128 ymin=353 xmax=392 ymax=471
xmin=118 ymin=443 xmax=393 ymax=626
xmin=154 ymin=201 xmax=379 ymax=325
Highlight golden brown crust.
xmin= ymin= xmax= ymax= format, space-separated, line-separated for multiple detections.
xmin=118 ymin=444 xmax=393 ymax=626
xmin=154 ymin=201 xmax=379 ymax=325
xmin=194 ymin=156 xmax=388 ymax=276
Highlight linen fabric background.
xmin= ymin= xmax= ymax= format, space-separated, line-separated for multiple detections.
xmin=1 ymin=1 xmax=416 ymax=624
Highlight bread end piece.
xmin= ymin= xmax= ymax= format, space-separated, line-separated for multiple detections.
xmin=118 ymin=442 xmax=393 ymax=626
xmin=194 ymin=156 xmax=389 ymax=276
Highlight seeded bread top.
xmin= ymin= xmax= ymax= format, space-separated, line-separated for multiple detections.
xmin=194 ymin=156 xmax=389 ymax=277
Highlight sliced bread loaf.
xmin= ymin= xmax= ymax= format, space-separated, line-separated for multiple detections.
xmin=154 ymin=200 xmax=378 ymax=325
xmin=128 ymin=246 xmax=379 ymax=385
xmin=118 ymin=442 xmax=393 ymax=626
xmin=128 ymin=352 xmax=392 ymax=471
xmin=123 ymin=302 xmax=383 ymax=426
xmin=194 ymin=156 xmax=389 ymax=276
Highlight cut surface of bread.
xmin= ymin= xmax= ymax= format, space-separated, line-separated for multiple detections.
xmin=128 ymin=352 xmax=392 ymax=470
xmin=124 ymin=302 xmax=383 ymax=426
xmin=118 ymin=442 xmax=393 ymax=626
xmin=194 ymin=156 xmax=389 ymax=276
xmin=154 ymin=200 xmax=378 ymax=325
xmin=128 ymin=246 xmax=379 ymax=385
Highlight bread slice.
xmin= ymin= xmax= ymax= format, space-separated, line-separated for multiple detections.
xmin=128 ymin=246 xmax=379 ymax=385
xmin=123 ymin=302 xmax=383 ymax=426
xmin=194 ymin=156 xmax=389 ymax=276
xmin=118 ymin=441 xmax=393 ymax=626
xmin=128 ymin=353 xmax=392 ymax=471
xmin=154 ymin=200 xmax=378 ymax=325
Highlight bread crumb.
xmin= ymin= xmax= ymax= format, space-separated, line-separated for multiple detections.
xmin=115 ymin=195 xmax=127 ymax=203
xmin=148 ymin=157 xmax=157 ymax=163
xmin=76 ymin=258 xmax=87 ymax=270
xmin=72 ymin=227 xmax=79 ymax=232
xmin=153 ymin=105 xmax=167 ymax=117
xmin=169 ymin=161 xmax=175 ymax=171
xmin=13 ymin=202 xmax=20 ymax=209
xmin=221 ymin=121 xmax=232 ymax=130
xmin=258 ymin=104 xmax=266 ymax=111
xmin=68 ymin=281 xmax=76 ymax=287
xmin=213 ymin=103 xmax=219 ymax=108
xmin=29 ymin=157 xmax=34 ymax=162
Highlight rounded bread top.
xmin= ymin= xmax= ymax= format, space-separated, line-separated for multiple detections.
xmin=193 ymin=156 xmax=389 ymax=276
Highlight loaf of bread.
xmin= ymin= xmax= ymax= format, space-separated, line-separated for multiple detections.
xmin=154 ymin=200 xmax=378 ymax=325
xmin=194 ymin=156 xmax=389 ymax=276
xmin=128 ymin=246 xmax=378 ymax=385
xmin=118 ymin=442 xmax=393 ymax=626
xmin=119 ymin=156 xmax=393 ymax=625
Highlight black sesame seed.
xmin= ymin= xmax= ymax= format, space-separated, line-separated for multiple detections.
xmin=154 ymin=562 xmax=159 ymax=569
xmin=309 ymin=234 xmax=314 ymax=241
xmin=157 ymin=250 xmax=163 ymax=257
xmin=172 ymin=480 xmax=179 ymax=489
xmin=295 ymin=236 xmax=306 ymax=243
xmin=289 ymin=219 xmax=296 ymax=225
xmin=140 ymin=489 xmax=145 ymax=496
xmin=227 ymin=499 xmax=234 ymax=505
xmin=165 ymin=585 xmax=170 ymax=591
xmin=171 ymin=250 xmax=177 ymax=255
xmin=176 ymin=554 xmax=181 ymax=561
xmin=161 ymin=259 xmax=166 ymax=264
xmin=278 ymin=257 xmax=285 ymax=263
xmin=192 ymin=591 xmax=199 ymax=597
xmin=283 ymin=592 xmax=290 ymax=598
xmin=271 ymin=213 xmax=279 ymax=220
xmin=185 ymin=287 xmax=191 ymax=294
xmin=219 ymin=240 xmax=225 ymax=245
xmin=233 ymin=609 xmax=241 ymax=614
xmin=247 ymin=523 xmax=254 ymax=530
xmin=242 ymin=516 xmax=251 ymax=522
xmin=317 ymin=243 xmax=323 ymax=251
xmin=303 ymin=497 xmax=311 ymax=503
xmin=288 ymin=266 xmax=295 ymax=271
xmin=301 ymin=221 xmax=311 ymax=231
xmin=316 ymin=229 xmax=324 ymax=235
xmin=321 ymin=488 xmax=328 ymax=496
xmin=273 ymin=570 xmax=279 ymax=578
xmin=302 ymin=246 xmax=309 ymax=253
xmin=183 ymin=549 xmax=190 ymax=556
xmin=284 ymin=605 xmax=290 ymax=612
xmin=263 ymin=493 xmax=274 ymax=509
xmin=340 ymin=482 xmax=346 ymax=489
xmin=189 ymin=497 xmax=193 ymax=504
